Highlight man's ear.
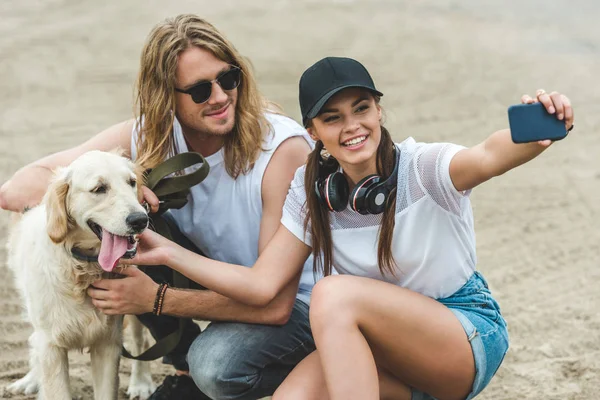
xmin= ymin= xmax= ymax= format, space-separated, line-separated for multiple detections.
xmin=46 ymin=170 xmax=71 ymax=243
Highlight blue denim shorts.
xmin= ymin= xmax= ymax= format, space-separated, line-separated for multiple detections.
xmin=412 ymin=271 xmax=509 ymax=400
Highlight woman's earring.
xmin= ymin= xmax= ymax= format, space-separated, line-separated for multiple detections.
xmin=320 ymin=147 xmax=331 ymax=161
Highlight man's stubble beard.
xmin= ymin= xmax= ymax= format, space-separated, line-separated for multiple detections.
xmin=178 ymin=111 xmax=236 ymax=140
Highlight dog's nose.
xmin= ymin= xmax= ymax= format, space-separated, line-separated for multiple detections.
xmin=126 ymin=212 xmax=149 ymax=232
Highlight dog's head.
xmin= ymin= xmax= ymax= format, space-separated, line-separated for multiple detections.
xmin=45 ymin=150 xmax=148 ymax=272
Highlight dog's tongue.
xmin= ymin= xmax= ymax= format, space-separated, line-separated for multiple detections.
xmin=98 ymin=229 xmax=128 ymax=272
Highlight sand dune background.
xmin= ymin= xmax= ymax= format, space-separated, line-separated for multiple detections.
xmin=1 ymin=1 xmax=599 ymax=399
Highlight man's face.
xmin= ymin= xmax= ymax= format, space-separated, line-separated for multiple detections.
xmin=174 ymin=46 xmax=238 ymax=138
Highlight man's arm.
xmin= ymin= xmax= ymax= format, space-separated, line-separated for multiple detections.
xmin=0 ymin=119 xmax=135 ymax=212
xmin=161 ymin=276 xmax=301 ymax=325
xmin=90 ymin=262 xmax=303 ymax=325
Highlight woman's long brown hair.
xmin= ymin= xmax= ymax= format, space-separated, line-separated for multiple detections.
xmin=303 ymin=121 xmax=398 ymax=277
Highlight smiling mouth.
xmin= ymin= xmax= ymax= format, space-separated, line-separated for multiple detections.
xmin=342 ymin=134 xmax=369 ymax=147
xmin=205 ymin=103 xmax=230 ymax=117
xmin=87 ymin=220 xmax=139 ymax=272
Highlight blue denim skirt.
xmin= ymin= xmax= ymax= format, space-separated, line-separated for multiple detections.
xmin=412 ymin=271 xmax=509 ymax=400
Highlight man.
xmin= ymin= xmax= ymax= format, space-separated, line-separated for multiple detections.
xmin=0 ymin=14 xmax=316 ymax=400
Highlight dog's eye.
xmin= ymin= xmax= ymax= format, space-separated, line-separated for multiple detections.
xmin=91 ymin=185 xmax=107 ymax=194
xmin=128 ymin=178 xmax=137 ymax=188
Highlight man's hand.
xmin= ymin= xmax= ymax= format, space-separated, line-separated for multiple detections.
xmin=0 ymin=166 xmax=53 ymax=212
xmin=140 ymin=186 xmax=160 ymax=213
xmin=87 ymin=266 xmax=158 ymax=315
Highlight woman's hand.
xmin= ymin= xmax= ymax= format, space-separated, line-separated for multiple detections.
xmin=121 ymin=229 xmax=172 ymax=266
xmin=520 ymin=89 xmax=575 ymax=147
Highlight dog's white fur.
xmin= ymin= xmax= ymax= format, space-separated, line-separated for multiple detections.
xmin=7 ymin=150 xmax=155 ymax=400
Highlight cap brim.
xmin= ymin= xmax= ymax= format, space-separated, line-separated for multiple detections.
xmin=304 ymin=85 xmax=384 ymax=125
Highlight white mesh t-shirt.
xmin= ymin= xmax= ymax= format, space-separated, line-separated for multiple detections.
xmin=281 ymin=137 xmax=477 ymax=299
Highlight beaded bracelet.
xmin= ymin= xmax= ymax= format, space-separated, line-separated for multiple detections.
xmin=152 ymin=283 xmax=169 ymax=316
xmin=156 ymin=284 xmax=168 ymax=316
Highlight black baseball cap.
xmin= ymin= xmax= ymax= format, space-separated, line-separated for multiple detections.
xmin=299 ymin=57 xmax=383 ymax=126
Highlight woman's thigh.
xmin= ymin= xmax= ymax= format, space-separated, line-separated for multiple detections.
xmin=310 ymin=275 xmax=476 ymax=400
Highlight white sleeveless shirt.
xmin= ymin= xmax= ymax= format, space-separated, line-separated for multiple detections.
xmin=281 ymin=138 xmax=476 ymax=300
xmin=132 ymin=113 xmax=316 ymax=305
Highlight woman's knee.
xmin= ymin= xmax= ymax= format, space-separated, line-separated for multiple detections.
xmin=309 ymin=275 xmax=358 ymax=332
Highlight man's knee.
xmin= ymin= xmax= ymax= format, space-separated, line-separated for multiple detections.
xmin=188 ymin=332 xmax=260 ymax=400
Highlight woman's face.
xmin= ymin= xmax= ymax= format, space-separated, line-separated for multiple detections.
xmin=308 ymin=88 xmax=382 ymax=173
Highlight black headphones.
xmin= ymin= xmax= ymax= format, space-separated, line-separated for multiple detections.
xmin=315 ymin=145 xmax=400 ymax=215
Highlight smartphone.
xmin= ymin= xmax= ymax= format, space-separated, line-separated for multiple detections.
xmin=508 ymin=102 xmax=568 ymax=143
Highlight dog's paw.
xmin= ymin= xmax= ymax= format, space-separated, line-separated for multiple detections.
xmin=6 ymin=371 xmax=39 ymax=395
xmin=127 ymin=375 xmax=156 ymax=400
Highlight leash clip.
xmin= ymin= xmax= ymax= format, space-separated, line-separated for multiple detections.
xmin=142 ymin=200 xmax=165 ymax=214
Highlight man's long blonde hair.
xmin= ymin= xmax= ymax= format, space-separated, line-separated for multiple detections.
xmin=134 ymin=14 xmax=270 ymax=177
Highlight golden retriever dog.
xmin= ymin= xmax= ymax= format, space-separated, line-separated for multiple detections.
xmin=6 ymin=150 xmax=155 ymax=399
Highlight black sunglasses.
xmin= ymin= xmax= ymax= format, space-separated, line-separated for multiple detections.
xmin=175 ymin=66 xmax=242 ymax=104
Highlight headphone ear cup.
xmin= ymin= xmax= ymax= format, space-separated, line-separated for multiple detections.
xmin=354 ymin=146 xmax=401 ymax=214
xmin=325 ymin=172 xmax=349 ymax=212
xmin=349 ymin=174 xmax=380 ymax=214
xmin=314 ymin=179 xmax=326 ymax=205
xmin=364 ymin=186 xmax=391 ymax=214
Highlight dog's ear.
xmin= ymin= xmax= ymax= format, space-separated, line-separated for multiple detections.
xmin=114 ymin=148 xmax=146 ymax=202
xmin=46 ymin=171 xmax=71 ymax=243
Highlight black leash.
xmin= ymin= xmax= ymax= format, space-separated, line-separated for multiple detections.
xmin=121 ymin=151 xmax=209 ymax=361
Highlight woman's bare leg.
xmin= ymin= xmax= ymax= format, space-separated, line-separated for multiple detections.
xmin=310 ymin=275 xmax=475 ymax=400
xmin=274 ymin=350 xmax=412 ymax=400
xmin=272 ymin=351 xmax=326 ymax=400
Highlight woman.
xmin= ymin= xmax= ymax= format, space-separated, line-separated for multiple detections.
xmin=122 ymin=57 xmax=574 ymax=399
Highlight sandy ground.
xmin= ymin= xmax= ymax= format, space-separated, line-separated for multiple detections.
xmin=1 ymin=0 xmax=599 ymax=399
